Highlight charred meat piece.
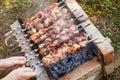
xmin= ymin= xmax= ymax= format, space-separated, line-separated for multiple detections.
xmin=31 ymin=17 xmax=41 ymax=25
xmin=42 ymin=33 xmax=88 ymax=67
xmin=35 ymin=11 xmax=46 ymax=19
xmin=29 ymin=16 xmax=72 ymax=41
xmin=68 ymin=40 xmax=74 ymax=47
xmin=42 ymin=45 xmax=70 ymax=67
xmin=30 ymin=26 xmax=54 ymax=41
xmin=58 ymin=34 xmax=70 ymax=43
xmin=53 ymin=40 xmax=59 ymax=47
xmin=25 ymin=4 xmax=59 ymax=30
xmin=79 ymin=41 xmax=88 ymax=48
xmin=47 ymin=44 xmax=57 ymax=52
xmin=49 ymin=26 xmax=61 ymax=34
xmin=45 ymin=38 xmax=52 ymax=45
xmin=35 ymin=23 xmax=44 ymax=29
xmin=54 ymin=18 xmax=67 ymax=28
xmin=25 ymin=19 xmax=31 ymax=30
xmin=74 ymin=37 xmax=82 ymax=44
xmin=50 ymin=34 xmax=70 ymax=47
xmin=42 ymin=54 xmax=55 ymax=67
xmin=30 ymin=33 xmax=39 ymax=41
xmin=35 ymin=33 xmax=50 ymax=44
xmin=39 ymin=43 xmax=46 ymax=49
xmin=27 ymin=27 xmax=37 ymax=35
xmin=25 ymin=17 xmax=41 ymax=30
xmin=39 ymin=48 xmax=49 ymax=56
xmin=43 ymin=18 xmax=52 ymax=28
xmin=70 ymin=44 xmax=81 ymax=54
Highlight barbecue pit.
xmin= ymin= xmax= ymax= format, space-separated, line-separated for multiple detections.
xmin=5 ymin=0 xmax=114 ymax=80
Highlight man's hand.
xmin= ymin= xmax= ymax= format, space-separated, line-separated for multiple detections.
xmin=1 ymin=67 xmax=37 ymax=80
xmin=0 ymin=56 xmax=26 ymax=71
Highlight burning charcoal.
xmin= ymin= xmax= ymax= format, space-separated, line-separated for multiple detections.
xmin=65 ymin=62 xmax=74 ymax=73
xmin=51 ymin=66 xmax=60 ymax=78
xmin=81 ymin=49 xmax=88 ymax=60
xmin=87 ymin=54 xmax=94 ymax=60
xmin=52 ymin=71 xmax=59 ymax=79
xmin=56 ymin=64 xmax=66 ymax=74
xmin=61 ymin=58 xmax=69 ymax=64
xmin=73 ymin=54 xmax=82 ymax=64
xmin=46 ymin=43 xmax=99 ymax=79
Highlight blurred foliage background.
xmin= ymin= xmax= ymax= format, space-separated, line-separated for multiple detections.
xmin=77 ymin=0 xmax=120 ymax=52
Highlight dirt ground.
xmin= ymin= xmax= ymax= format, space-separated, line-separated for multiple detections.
xmin=0 ymin=0 xmax=120 ymax=80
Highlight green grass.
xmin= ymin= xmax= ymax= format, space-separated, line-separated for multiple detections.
xmin=77 ymin=0 xmax=120 ymax=52
xmin=0 ymin=0 xmax=31 ymax=9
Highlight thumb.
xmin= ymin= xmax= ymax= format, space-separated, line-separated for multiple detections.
xmin=13 ymin=59 xmax=26 ymax=65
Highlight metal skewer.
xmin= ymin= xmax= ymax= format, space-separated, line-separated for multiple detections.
xmin=16 ymin=50 xmax=24 ymax=54
xmin=88 ymin=36 xmax=100 ymax=43
xmin=12 ymin=23 xmax=25 ymax=31
xmin=57 ymin=0 xmax=65 ymax=5
xmin=87 ymin=31 xmax=98 ymax=37
xmin=59 ymin=4 xmax=66 ymax=9
xmin=35 ymin=54 xmax=39 ymax=57
xmin=34 ymin=49 xmax=39 ymax=52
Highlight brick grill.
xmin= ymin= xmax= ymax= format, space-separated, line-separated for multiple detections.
xmin=5 ymin=0 xmax=114 ymax=80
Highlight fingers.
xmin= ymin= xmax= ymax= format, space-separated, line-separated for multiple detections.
xmin=20 ymin=68 xmax=37 ymax=78
xmin=13 ymin=59 xmax=26 ymax=65
xmin=11 ymin=56 xmax=26 ymax=60
xmin=12 ymin=57 xmax=30 ymax=67
xmin=11 ymin=57 xmax=26 ymax=65
xmin=24 ymin=69 xmax=37 ymax=77
xmin=20 ymin=67 xmax=34 ymax=72
xmin=2 ymin=68 xmax=37 ymax=80
xmin=25 ymin=63 xmax=29 ymax=67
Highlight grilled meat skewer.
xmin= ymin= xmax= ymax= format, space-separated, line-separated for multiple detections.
xmin=30 ymin=26 xmax=54 ymax=41
xmin=25 ymin=4 xmax=68 ymax=33
xmin=42 ymin=42 xmax=87 ymax=67
xmin=29 ymin=17 xmax=72 ymax=41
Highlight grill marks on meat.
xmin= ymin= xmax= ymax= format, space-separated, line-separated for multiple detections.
xmin=35 ymin=33 xmax=50 ymax=44
xmin=25 ymin=4 xmax=59 ymax=29
xmin=25 ymin=4 xmax=69 ymax=36
xmin=30 ymin=26 xmax=54 ymax=41
xmin=42 ymin=33 xmax=88 ymax=67
xmin=24 ymin=3 xmax=89 ymax=67
xmin=30 ymin=16 xmax=72 ymax=41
